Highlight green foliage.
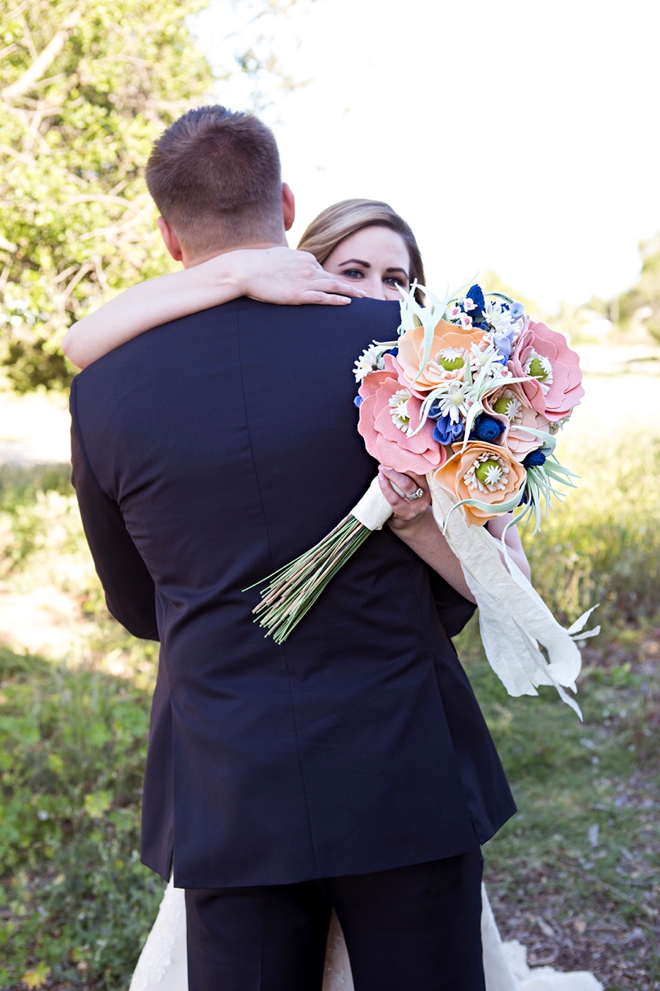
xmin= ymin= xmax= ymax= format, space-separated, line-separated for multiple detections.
xmin=0 ymin=0 xmax=216 ymax=392
xmin=0 ymin=464 xmax=164 ymax=987
xmin=0 ymin=652 xmax=162 ymax=989
xmin=616 ymin=232 xmax=660 ymax=342
xmin=0 ymin=0 xmax=308 ymax=393
xmin=520 ymin=433 xmax=660 ymax=627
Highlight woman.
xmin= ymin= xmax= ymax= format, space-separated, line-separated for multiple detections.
xmin=65 ymin=201 xmax=588 ymax=991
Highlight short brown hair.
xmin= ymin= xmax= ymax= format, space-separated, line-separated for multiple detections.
xmin=146 ymin=106 xmax=283 ymax=255
xmin=297 ymin=199 xmax=425 ymax=293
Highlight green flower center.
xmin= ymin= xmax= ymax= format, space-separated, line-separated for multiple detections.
xmin=439 ymin=354 xmax=464 ymax=371
xmin=492 ymin=397 xmax=511 ymax=415
xmin=529 ymin=356 xmax=549 ymax=382
xmin=475 ymin=459 xmax=502 ymax=486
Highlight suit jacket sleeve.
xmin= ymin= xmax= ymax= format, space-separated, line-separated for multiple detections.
xmin=70 ymin=380 xmax=159 ymax=641
xmin=427 ymin=567 xmax=476 ymax=639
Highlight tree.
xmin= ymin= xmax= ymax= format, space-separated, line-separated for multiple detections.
xmin=615 ymin=232 xmax=660 ymax=343
xmin=0 ymin=0 xmax=303 ymax=391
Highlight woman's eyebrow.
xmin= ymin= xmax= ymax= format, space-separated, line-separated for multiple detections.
xmin=385 ymin=267 xmax=408 ymax=276
xmin=338 ymin=257 xmax=371 ymax=268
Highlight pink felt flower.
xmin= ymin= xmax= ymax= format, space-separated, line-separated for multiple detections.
xmin=358 ymin=355 xmax=446 ymax=474
xmin=483 ymin=382 xmax=551 ymax=461
xmin=511 ymin=322 xmax=584 ymax=422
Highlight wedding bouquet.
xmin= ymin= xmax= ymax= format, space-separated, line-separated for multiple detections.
xmin=252 ymin=283 xmax=599 ymax=715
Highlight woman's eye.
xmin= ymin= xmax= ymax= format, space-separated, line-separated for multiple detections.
xmin=340 ymin=269 xmax=364 ymax=280
xmin=384 ymin=277 xmax=402 ymax=288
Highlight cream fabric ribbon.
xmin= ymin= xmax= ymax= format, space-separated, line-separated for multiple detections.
xmin=427 ymin=473 xmax=600 ymax=717
xmin=351 ymin=474 xmax=597 ymax=717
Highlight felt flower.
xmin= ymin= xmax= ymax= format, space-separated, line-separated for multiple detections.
xmin=523 ymin=449 xmax=547 ymax=468
xmin=357 ymin=355 xmax=445 ymax=474
xmin=432 ymin=415 xmax=465 ymax=446
xmin=511 ymin=321 xmax=584 ymax=421
xmin=433 ymin=441 xmax=527 ymax=526
xmin=472 ymin=414 xmax=505 ymax=443
xmin=397 ymin=319 xmax=488 ymax=392
xmin=483 ymin=382 xmax=551 ymax=461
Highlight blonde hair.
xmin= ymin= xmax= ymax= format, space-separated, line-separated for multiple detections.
xmin=297 ymin=199 xmax=425 ymax=291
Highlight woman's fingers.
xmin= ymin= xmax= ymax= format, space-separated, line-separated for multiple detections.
xmin=299 ymin=278 xmax=366 ymax=303
xmin=301 ymin=291 xmax=352 ymax=305
xmin=244 ymin=248 xmax=366 ymax=305
xmin=377 ymin=466 xmax=431 ymax=527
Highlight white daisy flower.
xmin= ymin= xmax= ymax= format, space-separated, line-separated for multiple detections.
xmin=436 ymin=387 xmax=468 ymax=423
xmin=389 ymin=389 xmax=412 ymax=431
xmin=471 ymin=341 xmax=506 ymax=371
xmin=484 ymin=300 xmax=515 ymax=335
xmin=354 ymin=344 xmax=387 ymax=382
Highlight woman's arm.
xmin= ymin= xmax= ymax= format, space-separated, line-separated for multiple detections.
xmin=378 ymin=467 xmax=476 ymax=603
xmin=62 ymin=247 xmax=364 ymax=369
xmin=378 ymin=466 xmax=532 ymax=599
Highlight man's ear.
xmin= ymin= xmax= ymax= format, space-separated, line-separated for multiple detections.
xmin=157 ymin=216 xmax=184 ymax=262
xmin=282 ymin=183 xmax=295 ymax=231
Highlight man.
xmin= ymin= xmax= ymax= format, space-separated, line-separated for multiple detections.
xmin=71 ymin=105 xmax=515 ymax=991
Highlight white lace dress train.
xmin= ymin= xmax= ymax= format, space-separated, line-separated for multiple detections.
xmin=129 ymin=881 xmax=603 ymax=991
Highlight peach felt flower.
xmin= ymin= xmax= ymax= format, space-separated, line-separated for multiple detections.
xmin=511 ymin=322 xmax=584 ymax=422
xmin=483 ymin=383 xmax=551 ymax=462
xmin=358 ymin=355 xmax=445 ymax=474
xmin=397 ymin=319 xmax=488 ymax=392
xmin=433 ymin=441 xmax=527 ymax=526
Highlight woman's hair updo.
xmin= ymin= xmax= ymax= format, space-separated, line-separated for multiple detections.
xmin=297 ymin=198 xmax=426 ymax=292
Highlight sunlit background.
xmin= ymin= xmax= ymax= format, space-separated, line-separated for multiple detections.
xmin=0 ymin=3 xmax=658 ymax=987
xmin=197 ymin=0 xmax=660 ymax=311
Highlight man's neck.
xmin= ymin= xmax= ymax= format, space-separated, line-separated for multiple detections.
xmin=183 ymin=238 xmax=288 ymax=269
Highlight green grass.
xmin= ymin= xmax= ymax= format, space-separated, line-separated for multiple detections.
xmin=0 ymin=431 xmax=659 ymax=989
xmin=0 ymin=651 xmax=163 ymax=989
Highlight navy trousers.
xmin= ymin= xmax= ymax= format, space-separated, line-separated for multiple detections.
xmin=185 ymin=851 xmax=485 ymax=991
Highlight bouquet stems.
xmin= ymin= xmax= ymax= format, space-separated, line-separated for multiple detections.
xmin=250 ymin=477 xmax=392 ymax=642
xmin=252 ymin=515 xmax=372 ymax=643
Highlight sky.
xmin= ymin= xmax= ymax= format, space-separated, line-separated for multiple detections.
xmin=194 ymin=0 xmax=660 ymax=311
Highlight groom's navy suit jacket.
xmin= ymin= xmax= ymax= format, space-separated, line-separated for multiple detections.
xmin=71 ymin=297 xmax=515 ymax=888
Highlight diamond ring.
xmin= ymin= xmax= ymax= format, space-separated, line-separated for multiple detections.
xmin=407 ymin=487 xmax=425 ymax=501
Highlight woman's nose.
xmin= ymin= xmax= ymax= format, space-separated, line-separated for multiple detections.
xmin=366 ymin=275 xmax=388 ymax=300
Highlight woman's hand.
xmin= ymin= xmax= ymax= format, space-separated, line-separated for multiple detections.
xmin=377 ymin=466 xmax=431 ymax=530
xmin=237 ymin=247 xmax=366 ymax=306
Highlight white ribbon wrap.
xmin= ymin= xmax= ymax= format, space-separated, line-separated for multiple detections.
xmin=351 ymin=476 xmax=393 ymax=530
xmin=427 ymin=472 xmax=591 ymax=717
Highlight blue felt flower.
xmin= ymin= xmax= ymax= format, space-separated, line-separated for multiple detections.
xmin=492 ymin=334 xmax=513 ymax=360
xmin=473 ymin=414 xmax=504 ymax=443
xmin=523 ymin=448 xmax=546 ymax=468
xmin=389 ymin=346 xmax=399 ymax=357
xmin=467 ymin=284 xmax=486 ymax=312
xmin=354 ymin=395 xmax=363 ymax=408
xmin=433 ymin=416 xmax=464 ymax=445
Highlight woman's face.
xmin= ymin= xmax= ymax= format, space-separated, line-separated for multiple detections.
xmin=322 ymin=226 xmax=410 ymax=301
